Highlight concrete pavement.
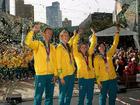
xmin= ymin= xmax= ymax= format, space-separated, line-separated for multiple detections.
xmin=0 ymin=79 xmax=140 ymax=105
xmin=0 ymin=79 xmax=100 ymax=103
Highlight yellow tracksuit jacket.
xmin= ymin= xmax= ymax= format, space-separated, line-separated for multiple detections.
xmin=56 ymin=36 xmax=76 ymax=79
xmin=73 ymin=34 xmax=97 ymax=79
xmin=94 ymin=33 xmax=119 ymax=84
xmin=25 ymin=31 xmax=57 ymax=76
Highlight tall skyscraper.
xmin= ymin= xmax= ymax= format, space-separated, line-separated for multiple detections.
xmin=62 ymin=18 xmax=72 ymax=27
xmin=0 ymin=0 xmax=10 ymax=13
xmin=24 ymin=0 xmax=47 ymax=23
xmin=1 ymin=0 xmax=33 ymax=19
xmin=46 ymin=2 xmax=62 ymax=28
xmin=15 ymin=0 xmax=33 ymax=19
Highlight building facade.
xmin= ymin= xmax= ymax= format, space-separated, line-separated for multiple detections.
xmin=62 ymin=18 xmax=72 ymax=27
xmin=0 ymin=0 xmax=10 ymax=13
xmin=46 ymin=2 xmax=62 ymax=28
xmin=15 ymin=0 xmax=33 ymax=19
xmin=79 ymin=12 xmax=112 ymax=30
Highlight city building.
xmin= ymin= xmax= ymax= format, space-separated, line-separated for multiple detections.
xmin=23 ymin=0 xmax=47 ymax=23
xmin=0 ymin=0 xmax=34 ymax=19
xmin=79 ymin=12 xmax=112 ymax=29
xmin=0 ymin=0 xmax=10 ymax=13
xmin=62 ymin=18 xmax=72 ymax=27
xmin=15 ymin=0 xmax=33 ymax=19
xmin=46 ymin=1 xmax=62 ymax=28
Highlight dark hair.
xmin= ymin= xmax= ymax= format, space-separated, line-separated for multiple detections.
xmin=75 ymin=27 xmax=79 ymax=33
xmin=122 ymin=4 xmax=130 ymax=9
xmin=78 ymin=37 xmax=89 ymax=49
xmin=44 ymin=27 xmax=53 ymax=33
xmin=32 ymin=22 xmax=40 ymax=28
xmin=78 ymin=38 xmax=89 ymax=57
xmin=96 ymin=42 xmax=107 ymax=53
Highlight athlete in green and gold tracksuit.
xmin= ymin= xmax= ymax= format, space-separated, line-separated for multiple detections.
xmin=94 ymin=27 xmax=120 ymax=105
xmin=56 ymin=30 xmax=76 ymax=105
xmin=73 ymin=30 xmax=97 ymax=105
xmin=25 ymin=23 xmax=57 ymax=105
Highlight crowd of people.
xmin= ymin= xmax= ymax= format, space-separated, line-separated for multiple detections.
xmin=0 ymin=45 xmax=34 ymax=81
xmin=113 ymin=47 xmax=140 ymax=77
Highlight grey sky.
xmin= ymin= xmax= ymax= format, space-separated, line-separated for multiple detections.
xmin=24 ymin=0 xmax=115 ymax=26
xmin=46 ymin=0 xmax=115 ymax=26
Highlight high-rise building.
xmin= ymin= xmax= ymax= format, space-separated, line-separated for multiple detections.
xmin=79 ymin=12 xmax=112 ymax=29
xmin=62 ymin=18 xmax=72 ymax=27
xmin=23 ymin=0 xmax=47 ymax=23
xmin=0 ymin=0 xmax=34 ymax=19
xmin=46 ymin=2 xmax=62 ymax=28
xmin=15 ymin=0 xmax=34 ymax=19
xmin=0 ymin=0 xmax=10 ymax=13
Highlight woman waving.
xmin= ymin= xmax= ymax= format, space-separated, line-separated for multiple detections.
xmin=56 ymin=30 xmax=76 ymax=105
xmin=73 ymin=29 xmax=97 ymax=105
xmin=94 ymin=26 xmax=120 ymax=105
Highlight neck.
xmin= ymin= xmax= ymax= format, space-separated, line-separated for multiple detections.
xmin=43 ymin=34 xmax=49 ymax=43
xmin=100 ymin=51 xmax=105 ymax=55
xmin=61 ymin=41 xmax=67 ymax=46
xmin=81 ymin=51 xmax=87 ymax=56
xmin=45 ymin=40 xmax=49 ymax=44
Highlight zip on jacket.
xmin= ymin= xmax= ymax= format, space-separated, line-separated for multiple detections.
xmin=56 ymin=35 xmax=76 ymax=79
xmin=25 ymin=31 xmax=57 ymax=76
xmin=73 ymin=34 xmax=97 ymax=79
xmin=94 ymin=33 xmax=119 ymax=84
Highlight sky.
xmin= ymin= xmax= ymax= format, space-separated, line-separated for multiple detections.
xmin=24 ymin=0 xmax=116 ymax=26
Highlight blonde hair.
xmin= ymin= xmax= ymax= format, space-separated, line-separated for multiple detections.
xmin=59 ymin=30 xmax=69 ymax=41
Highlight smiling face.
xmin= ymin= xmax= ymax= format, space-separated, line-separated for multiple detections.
xmin=60 ymin=31 xmax=70 ymax=44
xmin=43 ymin=28 xmax=53 ymax=42
xmin=98 ymin=43 xmax=106 ymax=54
xmin=80 ymin=44 xmax=88 ymax=55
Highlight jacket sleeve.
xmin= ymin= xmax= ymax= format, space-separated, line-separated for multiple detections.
xmin=25 ymin=31 xmax=39 ymax=50
xmin=88 ymin=34 xmax=97 ymax=55
xmin=73 ymin=34 xmax=81 ymax=57
xmin=56 ymin=46 xmax=64 ymax=79
xmin=68 ymin=34 xmax=76 ymax=47
xmin=94 ymin=55 xmax=100 ymax=84
xmin=107 ymin=33 xmax=119 ymax=56
xmin=52 ymin=46 xmax=58 ymax=76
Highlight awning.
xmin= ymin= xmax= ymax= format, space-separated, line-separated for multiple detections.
xmin=96 ymin=26 xmax=138 ymax=36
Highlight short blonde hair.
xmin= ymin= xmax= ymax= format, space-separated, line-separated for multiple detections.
xmin=59 ymin=30 xmax=69 ymax=40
